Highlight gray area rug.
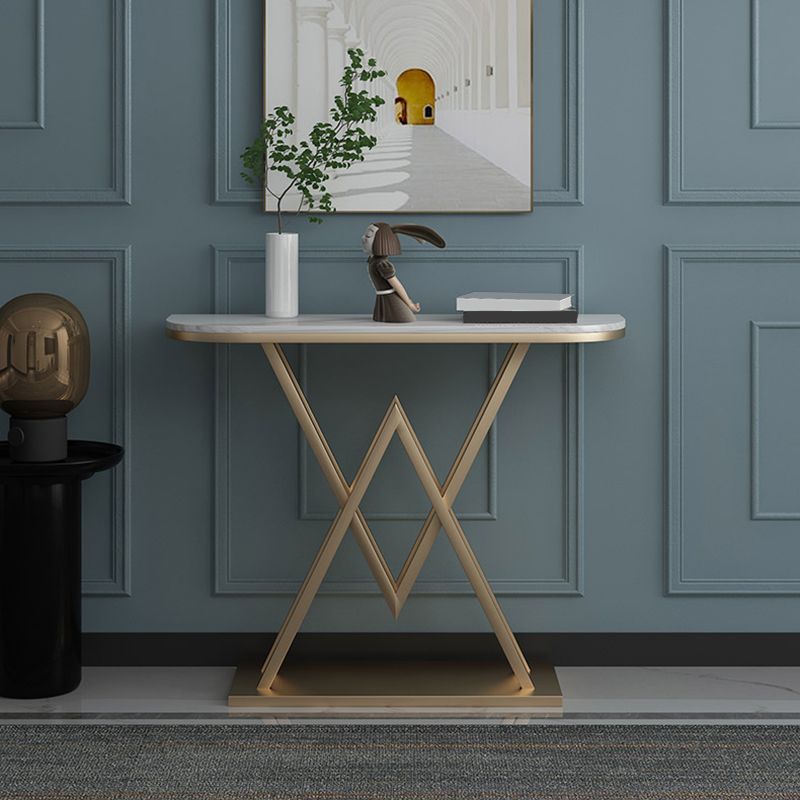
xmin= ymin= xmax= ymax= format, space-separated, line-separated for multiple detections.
xmin=0 ymin=724 xmax=798 ymax=799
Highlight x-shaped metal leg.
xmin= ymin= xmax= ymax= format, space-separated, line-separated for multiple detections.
xmin=258 ymin=342 xmax=533 ymax=693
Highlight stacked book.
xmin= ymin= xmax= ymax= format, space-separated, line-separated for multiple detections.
xmin=456 ymin=292 xmax=578 ymax=323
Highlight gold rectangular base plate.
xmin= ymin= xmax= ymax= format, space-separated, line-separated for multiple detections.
xmin=229 ymin=660 xmax=562 ymax=709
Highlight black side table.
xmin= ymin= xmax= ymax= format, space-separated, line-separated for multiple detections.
xmin=0 ymin=441 xmax=123 ymax=698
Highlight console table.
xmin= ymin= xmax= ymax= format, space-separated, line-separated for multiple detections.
xmin=166 ymin=313 xmax=626 ymax=708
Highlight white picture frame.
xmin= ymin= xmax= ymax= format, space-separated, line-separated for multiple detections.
xmin=263 ymin=0 xmax=533 ymax=214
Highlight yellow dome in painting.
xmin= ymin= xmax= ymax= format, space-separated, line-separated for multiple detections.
xmin=396 ymin=69 xmax=435 ymax=126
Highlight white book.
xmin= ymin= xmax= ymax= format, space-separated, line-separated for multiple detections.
xmin=456 ymin=292 xmax=574 ymax=312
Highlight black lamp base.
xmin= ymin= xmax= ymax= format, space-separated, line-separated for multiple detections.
xmin=8 ymin=416 xmax=68 ymax=463
xmin=0 ymin=441 xmax=123 ymax=698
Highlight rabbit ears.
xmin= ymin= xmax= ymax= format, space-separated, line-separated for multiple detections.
xmin=391 ymin=225 xmax=446 ymax=249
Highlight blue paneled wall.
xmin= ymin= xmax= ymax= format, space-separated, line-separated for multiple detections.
xmin=1 ymin=0 xmax=799 ymax=633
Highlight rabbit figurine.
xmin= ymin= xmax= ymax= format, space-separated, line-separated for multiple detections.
xmin=360 ymin=223 xmax=446 ymax=323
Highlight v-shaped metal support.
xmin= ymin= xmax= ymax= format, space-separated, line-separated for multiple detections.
xmin=258 ymin=342 xmax=533 ymax=693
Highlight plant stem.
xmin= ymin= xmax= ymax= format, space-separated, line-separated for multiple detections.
xmin=265 ymin=170 xmax=284 ymax=234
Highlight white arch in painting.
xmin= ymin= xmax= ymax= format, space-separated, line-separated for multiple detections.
xmin=357 ymin=0 xmax=478 ymax=89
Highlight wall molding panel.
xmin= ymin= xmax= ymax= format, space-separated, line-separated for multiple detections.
xmin=0 ymin=0 xmax=131 ymax=204
xmin=212 ymin=245 xmax=584 ymax=597
xmin=667 ymin=0 xmax=800 ymax=204
xmin=750 ymin=321 xmax=800 ymax=520
xmin=536 ymin=0 xmax=584 ymax=205
xmin=750 ymin=0 xmax=800 ymax=129
xmin=214 ymin=0 xmax=256 ymax=204
xmin=0 ymin=247 xmax=132 ymax=596
xmin=214 ymin=0 xmax=584 ymax=205
xmin=0 ymin=0 xmax=45 ymax=130
xmin=666 ymin=246 xmax=800 ymax=595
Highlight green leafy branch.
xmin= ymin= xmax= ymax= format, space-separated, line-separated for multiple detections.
xmin=240 ymin=48 xmax=387 ymax=233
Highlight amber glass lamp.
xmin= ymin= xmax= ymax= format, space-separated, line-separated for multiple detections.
xmin=0 ymin=293 xmax=90 ymax=462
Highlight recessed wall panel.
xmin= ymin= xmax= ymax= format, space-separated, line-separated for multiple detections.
xmin=0 ymin=248 xmax=131 ymax=595
xmin=752 ymin=0 xmax=800 ymax=128
xmin=215 ymin=0 xmax=584 ymax=205
xmin=0 ymin=0 xmax=130 ymax=203
xmin=751 ymin=323 xmax=800 ymax=518
xmin=668 ymin=0 xmax=800 ymax=202
xmin=213 ymin=246 xmax=582 ymax=596
xmin=668 ymin=247 xmax=800 ymax=594
xmin=0 ymin=0 xmax=44 ymax=129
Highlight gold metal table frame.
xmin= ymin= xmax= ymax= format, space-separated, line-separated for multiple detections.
xmin=167 ymin=314 xmax=626 ymax=709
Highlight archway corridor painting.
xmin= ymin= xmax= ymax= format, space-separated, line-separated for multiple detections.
xmin=263 ymin=0 xmax=533 ymax=213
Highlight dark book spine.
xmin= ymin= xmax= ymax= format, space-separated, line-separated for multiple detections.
xmin=462 ymin=309 xmax=579 ymax=323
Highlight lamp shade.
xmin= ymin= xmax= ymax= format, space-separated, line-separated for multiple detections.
xmin=0 ymin=293 xmax=90 ymax=419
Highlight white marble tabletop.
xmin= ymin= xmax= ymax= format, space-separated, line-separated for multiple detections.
xmin=165 ymin=314 xmax=626 ymax=344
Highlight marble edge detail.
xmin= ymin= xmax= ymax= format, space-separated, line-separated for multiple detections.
xmin=165 ymin=317 xmax=627 ymax=335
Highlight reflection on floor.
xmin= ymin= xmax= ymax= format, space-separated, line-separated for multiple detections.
xmin=2 ymin=667 xmax=800 ymax=724
xmin=326 ymin=126 xmax=531 ymax=213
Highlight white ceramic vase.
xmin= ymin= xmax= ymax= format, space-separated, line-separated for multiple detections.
xmin=265 ymin=232 xmax=299 ymax=318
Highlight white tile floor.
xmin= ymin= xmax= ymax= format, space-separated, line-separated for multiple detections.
xmin=2 ymin=667 xmax=800 ymax=724
xmin=322 ymin=125 xmax=532 ymax=212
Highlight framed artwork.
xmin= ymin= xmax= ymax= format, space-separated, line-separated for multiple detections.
xmin=263 ymin=0 xmax=533 ymax=214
